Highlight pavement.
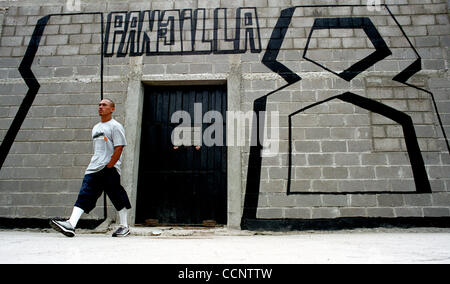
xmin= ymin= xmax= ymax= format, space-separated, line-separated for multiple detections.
xmin=1 ymin=226 xmax=450 ymax=264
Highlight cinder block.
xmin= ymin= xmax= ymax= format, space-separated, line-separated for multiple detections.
xmin=295 ymin=167 xmax=321 ymax=179
xmin=308 ymin=154 xmax=333 ymax=166
xmin=350 ymin=194 xmax=377 ymax=207
xmin=54 ymin=67 xmax=74 ymax=77
xmin=404 ymin=194 xmax=432 ymax=206
xmin=294 ymin=141 xmax=320 ymax=153
xmin=260 ymin=180 xmax=285 ymax=193
xmin=284 ymin=208 xmax=311 ymax=219
xmin=423 ymin=208 xmax=450 ymax=217
xmin=311 ymin=208 xmax=339 ymax=219
xmin=18 ymin=6 xmax=41 ymax=16
xmin=322 ymin=195 xmax=348 ymax=207
xmin=0 ymin=36 xmax=23 ymax=46
xmin=394 ymin=208 xmax=423 ymax=217
xmin=244 ymin=0 xmax=268 ymax=8
xmin=377 ymin=194 xmax=404 ymax=207
xmin=431 ymin=193 xmax=450 ymax=207
xmin=411 ymin=15 xmax=436 ymax=26
xmin=190 ymin=64 xmax=213 ymax=74
xmin=267 ymin=194 xmax=297 ymax=207
xmin=367 ymin=207 xmax=395 ymax=217
xmin=305 ymin=128 xmax=330 ymax=140
xmin=348 ymin=167 xmax=375 ymax=179
xmin=312 ymin=180 xmax=338 ymax=192
xmin=256 ymin=208 xmax=283 ymax=219
xmin=339 ymin=207 xmax=367 ymax=217
xmin=322 ymin=167 xmax=348 ymax=179
xmin=335 ymin=153 xmax=360 ymax=166
xmin=56 ymin=45 xmax=79 ymax=56
xmin=268 ymin=167 xmax=288 ymax=179
xmin=321 ymin=141 xmax=347 ymax=152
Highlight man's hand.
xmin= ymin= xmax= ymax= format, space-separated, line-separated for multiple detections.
xmin=106 ymin=145 xmax=124 ymax=168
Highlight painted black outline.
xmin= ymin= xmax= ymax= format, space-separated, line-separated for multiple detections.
xmin=303 ymin=17 xmax=392 ymax=82
xmin=0 ymin=12 xmax=106 ymax=219
xmin=241 ymin=4 xmax=448 ymax=227
xmin=104 ymin=7 xmax=262 ymax=57
xmin=0 ymin=15 xmax=49 ymax=169
xmin=287 ymin=92 xmax=431 ymax=195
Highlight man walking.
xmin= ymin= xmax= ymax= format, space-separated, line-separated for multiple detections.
xmin=50 ymin=98 xmax=132 ymax=237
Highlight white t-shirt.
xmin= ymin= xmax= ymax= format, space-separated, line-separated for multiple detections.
xmin=85 ymin=119 xmax=127 ymax=175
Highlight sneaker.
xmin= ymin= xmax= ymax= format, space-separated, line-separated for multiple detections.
xmin=50 ymin=219 xmax=75 ymax=237
xmin=112 ymin=226 xmax=130 ymax=237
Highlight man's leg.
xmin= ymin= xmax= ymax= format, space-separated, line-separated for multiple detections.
xmin=102 ymin=167 xmax=132 ymax=237
xmin=50 ymin=173 xmax=102 ymax=237
xmin=68 ymin=206 xmax=84 ymax=228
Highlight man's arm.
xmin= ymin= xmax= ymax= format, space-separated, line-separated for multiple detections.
xmin=106 ymin=145 xmax=124 ymax=168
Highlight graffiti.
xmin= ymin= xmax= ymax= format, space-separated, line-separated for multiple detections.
xmin=0 ymin=4 xmax=449 ymax=229
xmin=0 ymin=12 xmax=105 ymax=169
xmin=242 ymin=4 xmax=450 ymax=226
xmin=104 ymin=8 xmax=262 ymax=57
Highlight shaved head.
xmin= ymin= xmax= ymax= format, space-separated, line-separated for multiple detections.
xmin=103 ymin=98 xmax=115 ymax=108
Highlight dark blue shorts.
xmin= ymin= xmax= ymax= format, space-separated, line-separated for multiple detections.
xmin=74 ymin=167 xmax=131 ymax=214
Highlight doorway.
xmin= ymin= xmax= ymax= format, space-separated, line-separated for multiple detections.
xmin=135 ymin=84 xmax=227 ymax=225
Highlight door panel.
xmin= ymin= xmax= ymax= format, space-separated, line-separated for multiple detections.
xmin=135 ymin=85 xmax=227 ymax=225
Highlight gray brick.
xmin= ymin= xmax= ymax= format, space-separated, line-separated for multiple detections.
xmin=432 ymin=193 xmax=450 ymax=207
xmin=1 ymin=36 xmax=23 ymax=46
xmin=295 ymin=167 xmax=321 ymax=179
xmin=295 ymin=141 xmax=320 ymax=152
xmin=167 ymin=64 xmax=188 ymax=74
xmin=256 ymin=208 xmax=283 ymax=219
xmin=361 ymin=154 xmax=388 ymax=165
xmin=260 ymin=180 xmax=285 ymax=193
xmin=367 ymin=208 xmax=395 ymax=217
xmin=79 ymin=44 xmax=101 ymax=55
xmin=335 ymin=154 xmax=360 ymax=166
xmin=339 ymin=208 xmax=367 ymax=217
xmin=391 ymin=180 xmax=416 ymax=192
xmin=350 ymin=195 xmax=377 ymax=207
xmin=321 ymin=141 xmax=347 ymax=152
xmin=322 ymin=195 xmax=348 ymax=207
xmin=348 ymin=167 xmax=375 ymax=179
xmin=267 ymin=194 xmax=296 ymax=207
xmin=312 ymin=180 xmax=338 ymax=192
xmin=347 ymin=141 xmax=372 ymax=152
xmin=268 ymin=167 xmax=288 ymax=179
xmin=54 ymin=67 xmax=74 ymax=77
xmin=294 ymin=195 xmax=321 ymax=207
xmin=284 ymin=208 xmax=311 ymax=219
xmin=304 ymin=128 xmax=330 ymax=139
xmin=423 ymin=208 xmax=450 ymax=217
xmin=57 ymin=45 xmax=79 ymax=55
xmin=377 ymin=194 xmax=404 ymax=207
xmin=18 ymin=6 xmax=41 ymax=16
xmin=411 ymin=15 xmax=436 ymax=26
xmin=46 ymin=35 xmax=69 ymax=45
xmin=322 ymin=167 xmax=348 ymax=179
xmin=308 ymin=154 xmax=333 ymax=166
xmin=312 ymin=208 xmax=340 ymax=219
xmin=394 ymin=208 xmax=423 ymax=217
xmin=289 ymin=180 xmax=310 ymax=192
xmin=190 ymin=64 xmax=212 ymax=74
xmin=376 ymin=166 xmax=412 ymax=179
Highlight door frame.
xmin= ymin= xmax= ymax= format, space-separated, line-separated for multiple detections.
xmin=122 ymin=78 xmax=243 ymax=229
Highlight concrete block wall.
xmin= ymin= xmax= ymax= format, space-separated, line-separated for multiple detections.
xmin=0 ymin=0 xmax=449 ymax=227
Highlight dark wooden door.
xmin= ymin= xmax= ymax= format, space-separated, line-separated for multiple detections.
xmin=135 ymin=85 xmax=227 ymax=225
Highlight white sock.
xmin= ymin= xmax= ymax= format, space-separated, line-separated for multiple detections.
xmin=118 ymin=208 xmax=128 ymax=228
xmin=68 ymin=206 xmax=84 ymax=228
